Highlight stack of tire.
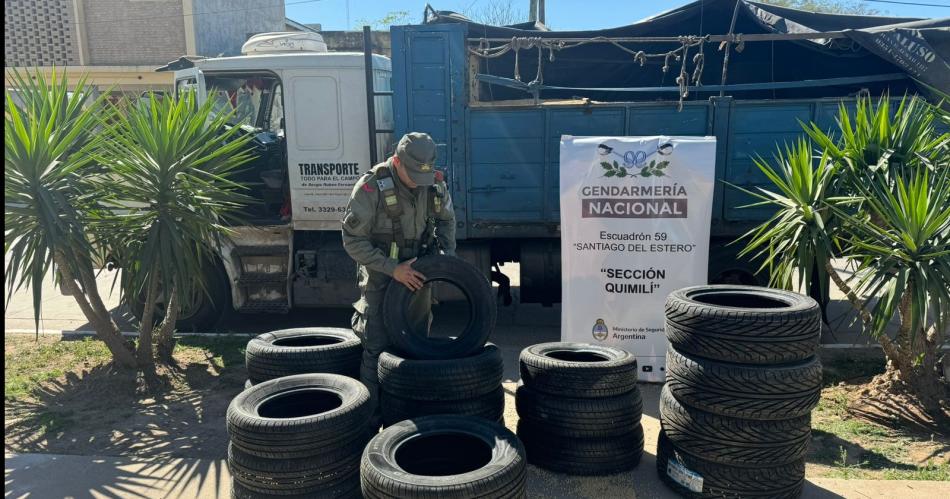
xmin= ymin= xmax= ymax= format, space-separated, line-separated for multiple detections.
xmin=361 ymin=415 xmax=527 ymax=498
xmin=244 ymin=327 xmax=362 ymax=388
xmin=378 ymin=255 xmax=502 ymax=425
xmin=516 ymin=342 xmax=644 ymax=475
xmin=658 ymin=285 xmax=822 ymax=498
xmin=227 ymin=373 xmax=371 ymax=498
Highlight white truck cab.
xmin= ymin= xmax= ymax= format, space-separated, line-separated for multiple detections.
xmin=159 ymin=32 xmax=396 ymax=329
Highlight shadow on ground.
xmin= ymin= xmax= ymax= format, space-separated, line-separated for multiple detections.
xmin=4 ymin=349 xmax=244 ymax=460
xmin=808 ymin=428 xmax=928 ymax=472
xmin=4 ymin=452 xmax=229 ymax=499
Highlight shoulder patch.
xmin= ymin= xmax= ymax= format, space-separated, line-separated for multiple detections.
xmin=361 ymin=182 xmax=375 ymax=193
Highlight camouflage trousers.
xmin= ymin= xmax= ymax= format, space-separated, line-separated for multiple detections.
xmin=351 ymin=281 xmax=431 ymax=421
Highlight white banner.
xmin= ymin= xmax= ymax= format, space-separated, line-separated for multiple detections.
xmin=559 ymin=136 xmax=716 ymax=382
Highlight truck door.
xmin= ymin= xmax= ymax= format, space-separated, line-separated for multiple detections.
xmin=283 ymin=68 xmax=370 ymax=231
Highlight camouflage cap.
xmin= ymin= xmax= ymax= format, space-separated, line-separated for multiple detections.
xmin=395 ymin=132 xmax=437 ymax=186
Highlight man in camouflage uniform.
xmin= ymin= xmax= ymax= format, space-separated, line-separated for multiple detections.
xmin=342 ymin=132 xmax=456 ymax=422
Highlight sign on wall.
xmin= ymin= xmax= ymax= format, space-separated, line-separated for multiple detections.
xmin=559 ymin=136 xmax=716 ymax=382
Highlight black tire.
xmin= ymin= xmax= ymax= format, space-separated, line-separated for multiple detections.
xmin=666 ymin=348 xmax=822 ymax=420
xmin=656 ymin=430 xmax=804 ymax=498
xmin=665 ymin=285 xmax=820 ymax=365
xmin=519 ymin=342 xmax=638 ymax=398
xmin=515 ymin=384 xmax=642 ymax=438
xmin=245 ymin=328 xmax=362 ymax=383
xmin=230 ymin=477 xmax=360 ymax=499
xmin=361 ymin=415 xmax=526 ymax=499
xmin=381 ymin=386 xmax=505 ymax=426
xmin=228 ymin=440 xmax=364 ymax=496
xmin=659 ymin=385 xmax=810 ymax=467
xmin=378 ymin=343 xmax=503 ymax=401
xmin=518 ymin=421 xmax=644 ymax=476
xmin=129 ymin=260 xmax=230 ymax=331
xmin=227 ymin=374 xmax=371 ymax=459
xmin=383 ymin=255 xmax=496 ymax=360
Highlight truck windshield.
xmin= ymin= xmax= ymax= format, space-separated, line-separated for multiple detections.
xmin=204 ymin=74 xmax=279 ymax=130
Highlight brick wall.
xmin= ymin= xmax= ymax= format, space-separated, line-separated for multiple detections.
xmin=4 ymin=0 xmax=81 ymax=66
xmin=80 ymin=0 xmax=186 ymax=66
xmin=193 ymin=0 xmax=284 ymax=57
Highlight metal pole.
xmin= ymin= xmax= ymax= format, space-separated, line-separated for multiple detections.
xmin=719 ymin=0 xmax=742 ymax=97
xmin=538 ymin=0 xmax=545 ymax=24
xmin=529 ymin=0 xmax=538 ymax=22
xmin=363 ymin=26 xmax=378 ymax=166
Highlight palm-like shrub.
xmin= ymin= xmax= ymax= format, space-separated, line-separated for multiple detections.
xmin=5 ymin=70 xmax=138 ymax=367
xmin=737 ymin=94 xmax=950 ymax=418
xmin=5 ymin=71 xmax=253 ymax=368
xmin=98 ymin=91 xmax=254 ymax=362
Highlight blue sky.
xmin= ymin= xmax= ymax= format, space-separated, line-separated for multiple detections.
xmin=286 ymin=0 xmax=950 ymax=31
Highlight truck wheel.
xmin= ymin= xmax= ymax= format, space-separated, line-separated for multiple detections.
xmin=361 ymin=415 xmax=526 ymax=499
xmin=383 ymin=255 xmax=495 ymax=360
xmin=666 ymin=348 xmax=822 ymax=420
xmin=659 ymin=386 xmax=810 ymax=467
xmin=665 ymin=285 xmax=820 ymax=365
xmin=656 ymin=430 xmax=804 ymax=498
xmin=378 ymin=343 xmax=503 ymax=401
xmin=128 ymin=260 xmax=230 ymax=331
xmin=519 ymin=342 xmax=638 ymax=398
xmin=515 ymin=384 xmax=642 ymax=438
xmin=245 ymin=328 xmax=362 ymax=383
xmin=226 ymin=374 xmax=371 ymax=459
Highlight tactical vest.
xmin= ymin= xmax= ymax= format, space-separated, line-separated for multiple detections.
xmin=374 ymin=165 xmax=446 ymax=260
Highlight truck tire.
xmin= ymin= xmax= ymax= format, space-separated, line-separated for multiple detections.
xmin=228 ymin=441 xmax=363 ymax=496
xmin=227 ymin=374 xmax=371 ymax=459
xmin=665 ymin=285 xmax=820 ymax=365
xmin=230 ymin=478 xmax=360 ymax=499
xmin=515 ymin=384 xmax=642 ymax=438
xmin=378 ymin=344 xmax=503 ymax=401
xmin=361 ymin=415 xmax=526 ymax=499
xmin=519 ymin=342 xmax=638 ymax=397
xmin=129 ymin=260 xmax=230 ymax=332
xmin=656 ymin=430 xmax=804 ymax=498
xmin=245 ymin=328 xmax=362 ymax=383
xmin=517 ymin=421 xmax=643 ymax=476
xmin=666 ymin=348 xmax=822 ymax=420
xmin=381 ymin=386 xmax=505 ymax=426
xmin=383 ymin=255 xmax=496 ymax=360
xmin=659 ymin=386 xmax=810 ymax=466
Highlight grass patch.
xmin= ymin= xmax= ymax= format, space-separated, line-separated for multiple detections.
xmin=4 ymin=334 xmax=248 ymax=402
xmin=810 ymin=361 xmax=950 ymax=481
xmin=175 ymin=336 xmax=248 ymax=370
xmin=5 ymin=336 xmax=112 ymax=401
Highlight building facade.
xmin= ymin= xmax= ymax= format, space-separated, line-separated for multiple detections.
xmin=5 ymin=0 xmax=287 ymax=91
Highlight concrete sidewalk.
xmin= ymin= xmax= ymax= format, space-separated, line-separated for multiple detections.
xmin=6 ymin=451 xmax=948 ymax=499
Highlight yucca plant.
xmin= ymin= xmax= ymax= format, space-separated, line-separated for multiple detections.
xmin=737 ymin=93 xmax=950 ymax=418
xmin=97 ymin=91 xmax=254 ymax=363
xmin=733 ymin=139 xmax=840 ymax=301
xmin=5 ymin=69 xmax=138 ymax=368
